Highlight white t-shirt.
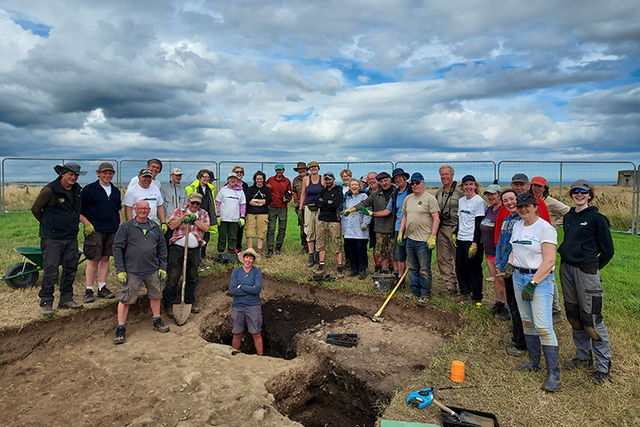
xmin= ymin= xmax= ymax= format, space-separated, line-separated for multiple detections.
xmin=457 ymin=194 xmax=487 ymax=241
xmin=128 ymin=176 xmax=161 ymax=190
xmin=123 ymin=184 xmax=164 ymax=221
xmin=510 ymin=218 xmax=557 ymax=269
xmin=100 ymin=183 xmax=112 ymax=197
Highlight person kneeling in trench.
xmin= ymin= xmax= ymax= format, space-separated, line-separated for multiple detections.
xmin=229 ymin=248 xmax=264 ymax=355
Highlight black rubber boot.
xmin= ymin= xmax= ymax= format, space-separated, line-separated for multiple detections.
xmin=542 ymin=345 xmax=561 ymax=392
xmin=517 ymin=334 xmax=541 ymax=372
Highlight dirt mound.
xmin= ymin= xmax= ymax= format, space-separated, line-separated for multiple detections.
xmin=0 ymin=271 xmax=462 ymax=427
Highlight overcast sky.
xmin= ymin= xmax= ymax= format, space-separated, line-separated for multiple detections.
xmin=1 ymin=0 xmax=639 ymax=165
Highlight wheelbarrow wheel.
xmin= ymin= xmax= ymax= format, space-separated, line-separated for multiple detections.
xmin=5 ymin=263 xmax=40 ymax=289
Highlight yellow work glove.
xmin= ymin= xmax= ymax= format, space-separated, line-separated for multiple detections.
xmin=158 ymin=269 xmax=167 ymax=281
xmin=217 ymin=217 xmax=221 ymax=226
xmin=397 ymin=231 xmax=405 ymax=246
xmin=341 ymin=209 xmax=352 ymax=217
xmin=160 ymin=223 xmax=168 ymax=234
xmin=451 ymin=233 xmax=457 ymax=248
xmin=427 ymin=235 xmax=437 ymax=250
xmin=117 ymin=272 xmax=128 ymax=284
xmin=468 ymin=246 xmax=477 ymax=258
xmin=83 ymin=222 xmax=95 ymax=237
xmin=238 ymin=218 xmax=245 ymax=227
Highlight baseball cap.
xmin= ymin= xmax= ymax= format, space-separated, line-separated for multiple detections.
xmin=323 ymin=171 xmax=335 ymax=179
xmin=410 ymin=172 xmax=424 ymax=183
xmin=170 ymin=167 xmax=183 ymax=175
xmin=484 ymin=184 xmax=502 ymax=194
xmin=515 ymin=193 xmax=538 ymax=206
xmin=189 ymin=192 xmax=203 ymax=203
xmin=97 ymin=162 xmax=115 ymax=172
xmin=531 ymin=176 xmax=547 ymax=187
xmin=570 ymin=179 xmax=591 ymax=191
xmin=274 ymin=163 xmax=285 ymax=170
xmin=461 ymin=174 xmax=476 ymax=183
xmin=511 ymin=173 xmax=529 ymax=184
xmin=138 ymin=168 xmax=153 ymax=177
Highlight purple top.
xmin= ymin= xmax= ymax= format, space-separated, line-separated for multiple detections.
xmin=480 ymin=205 xmax=500 ymax=257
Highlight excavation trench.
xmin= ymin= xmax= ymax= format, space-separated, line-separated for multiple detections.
xmin=0 ymin=271 xmax=463 ymax=427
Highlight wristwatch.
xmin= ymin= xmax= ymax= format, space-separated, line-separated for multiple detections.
xmin=530 ymin=280 xmax=537 ymax=286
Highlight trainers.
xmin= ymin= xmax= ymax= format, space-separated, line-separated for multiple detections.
xmin=153 ymin=318 xmax=170 ymax=333
xmin=495 ymin=306 xmax=511 ymax=321
xmin=506 ymin=347 xmax=526 ymax=357
xmin=358 ymin=270 xmax=367 ymax=280
xmin=564 ymin=357 xmax=593 ymax=369
xmin=97 ymin=286 xmax=115 ymax=299
xmin=83 ymin=289 xmax=95 ymax=303
xmin=41 ymin=303 xmax=54 ymax=317
xmin=190 ymin=306 xmax=200 ymax=314
xmin=402 ymin=293 xmax=418 ymax=300
xmin=317 ymin=263 xmax=325 ymax=273
xmin=114 ymin=326 xmax=126 ymax=345
xmin=198 ymin=260 xmax=210 ymax=272
xmin=592 ymin=370 xmax=612 ymax=385
xmin=416 ymin=297 xmax=430 ymax=307
xmin=58 ymin=299 xmax=84 ymax=310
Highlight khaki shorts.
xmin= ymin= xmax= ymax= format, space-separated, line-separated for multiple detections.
xmin=83 ymin=232 xmax=115 ymax=261
xmin=119 ymin=272 xmax=164 ymax=304
xmin=316 ymin=221 xmax=343 ymax=254
xmin=245 ymin=214 xmax=269 ymax=238
xmin=304 ymin=206 xmax=319 ymax=241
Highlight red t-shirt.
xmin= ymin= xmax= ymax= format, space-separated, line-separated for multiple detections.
xmin=266 ymin=176 xmax=292 ymax=208
xmin=494 ymin=196 xmax=550 ymax=246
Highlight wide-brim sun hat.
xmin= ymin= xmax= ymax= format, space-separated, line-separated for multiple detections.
xmin=238 ymin=247 xmax=261 ymax=263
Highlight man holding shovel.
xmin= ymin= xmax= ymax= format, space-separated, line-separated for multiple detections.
xmin=163 ymin=192 xmax=210 ymax=319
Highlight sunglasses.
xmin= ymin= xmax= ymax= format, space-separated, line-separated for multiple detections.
xmin=235 ymin=171 xmax=244 ymax=174
xmin=190 ymin=201 xmax=201 ymax=205
xmin=571 ymin=189 xmax=589 ymax=194
xmin=410 ymin=181 xmax=421 ymax=186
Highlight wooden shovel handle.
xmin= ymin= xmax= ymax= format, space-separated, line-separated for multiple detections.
xmin=181 ymin=228 xmax=189 ymax=303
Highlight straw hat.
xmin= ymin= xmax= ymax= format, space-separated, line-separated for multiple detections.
xmin=237 ymin=247 xmax=261 ymax=263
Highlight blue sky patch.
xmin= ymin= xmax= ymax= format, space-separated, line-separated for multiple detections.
xmin=14 ymin=19 xmax=50 ymax=37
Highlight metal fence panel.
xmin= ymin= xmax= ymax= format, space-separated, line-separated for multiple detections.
xmin=118 ymin=159 xmax=218 ymax=189
xmin=394 ymin=161 xmax=497 ymax=188
xmin=498 ymin=161 xmax=637 ymax=233
xmin=1 ymin=158 xmax=117 ymax=213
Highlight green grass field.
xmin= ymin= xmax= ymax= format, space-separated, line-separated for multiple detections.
xmin=1 ymin=208 xmax=639 ymax=426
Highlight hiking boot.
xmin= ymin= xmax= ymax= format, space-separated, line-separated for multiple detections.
xmin=552 ymin=312 xmax=563 ymax=324
xmin=165 ymin=305 xmax=174 ymax=319
xmin=317 ymin=263 xmax=325 ymax=273
xmin=358 ymin=270 xmax=367 ymax=280
xmin=97 ymin=286 xmax=116 ymax=299
xmin=502 ymin=339 xmax=516 ymax=346
xmin=198 ymin=260 xmax=210 ymax=272
xmin=506 ymin=347 xmax=527 ymax=357
xmin=114 ymin=326 xmax=126 ymax=345
xmin=495 ymin=306 xmax=511 ymax=321
xmin=337 ymin=265 xmax=344 ymax=279
xmin=592 ymin=370 xmax=612 ymax=385
xmin=275 ymin=248 xmax=282 ymax=255
xmin=307 ymin=254 xmax=315 ymax=267
xmin=153 ymin=318 xmax=170 ymax=333
xmin=266 ymin=250 xmax=273 ymax=258
xmin=488 ymin=301 xmax=503 ymax=314
xmin=416 ymin=297 xmax=430 ymax=307
xmin=564 ymin=355 xmax=593 ymax=369
xmin=190 ymin=306 xmax=200 ymax=314
xmin=83 ymin=289 xmax=95 ymax=303
xmin=402 ymin=293 xmax=418 ymax=300
xmin=314 ymin=252 xmax=320 ymax=265
xmin=41 ymin=303 xmax=54 ymax=317
xmin=298 ymin=247 xmax=307 ymax=254
xmin=349 ymin=271 xmax=358 ymax=277
xmin=58 ymin=299 xmax=84 ymax=310
xmin=374 ymin=265 xmax=383 ymax=274
xmin=457 ymin=294 xmax=471 ymax=304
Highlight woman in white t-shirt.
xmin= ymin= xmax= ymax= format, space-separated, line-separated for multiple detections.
xmin=455 ymin=175 xmax=487 ymax=303
xmin=506 ymin=193 xmax=560 ymax=392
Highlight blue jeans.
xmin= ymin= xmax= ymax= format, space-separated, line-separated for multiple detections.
xmin=406 ymin=238 xmax=432 ymax=298
xmin=514 ymin=270 xmax=557 ymax=346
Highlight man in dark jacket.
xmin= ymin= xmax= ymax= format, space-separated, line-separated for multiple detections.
xmin=315 ymin=172 xmax=344 ymax=278
xmin=31 ymin=162 xmax=87 ymax=317
xmin=79 ymin=162 xmax=123 ymax=304
xmin=112 ymin=200 xmax=169 ymax=344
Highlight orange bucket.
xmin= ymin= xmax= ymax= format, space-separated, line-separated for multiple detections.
xmin=450 ymin=360 xmax=465 ymax=383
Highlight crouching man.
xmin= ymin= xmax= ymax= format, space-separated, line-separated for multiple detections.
xmin=112 ymin=200 xmax=169 ymax=345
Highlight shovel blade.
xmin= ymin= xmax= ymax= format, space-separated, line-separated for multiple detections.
xmin=460 ymin=411 xmax=495 ymax=427
xmin=173 ymin=302 xmax=192 ymax=326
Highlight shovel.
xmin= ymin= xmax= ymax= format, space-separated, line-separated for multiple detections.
xmin=173 ymin=228 xmax=192 ymax=326
xmin=372 ymin=269 xmax=409 ymax=322
xmin=432 ymin=398 xmax=496 ymax=427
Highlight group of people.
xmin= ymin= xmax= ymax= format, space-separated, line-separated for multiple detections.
xmin=30 ymin=159 xmax=615 ymax=388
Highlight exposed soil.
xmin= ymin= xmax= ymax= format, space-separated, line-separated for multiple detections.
xmin=0 ymin=271 xmax=462 ymax=427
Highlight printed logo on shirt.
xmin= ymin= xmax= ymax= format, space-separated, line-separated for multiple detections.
xmin=512 ymin=239 xmax=532 ymax=245
xmin=481 ymin=218 xmax=495 ymax=227
xmin=580 ymin=222 xmax=588 ymax=226
xmin=144 ymin=197 xmax=157 ymax=202
xmin=58 ymin=198 xmax=66 ymax=203
xmin=460 ymin=209 xmax=471 ymax=214
xmin=418 ymin=201 xmax=423 ymax=205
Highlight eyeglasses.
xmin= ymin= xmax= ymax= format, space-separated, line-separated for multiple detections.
xmin=571 ymin=189 xmax=589 ymax=194
xmin=135 ymin=207 xmax=150 ymax=211
xmin=190 ymin=201 xmax=201 ymax=205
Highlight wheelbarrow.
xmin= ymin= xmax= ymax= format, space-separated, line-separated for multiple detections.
xmin=1 ymin=247 xmax=86 ymax=289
